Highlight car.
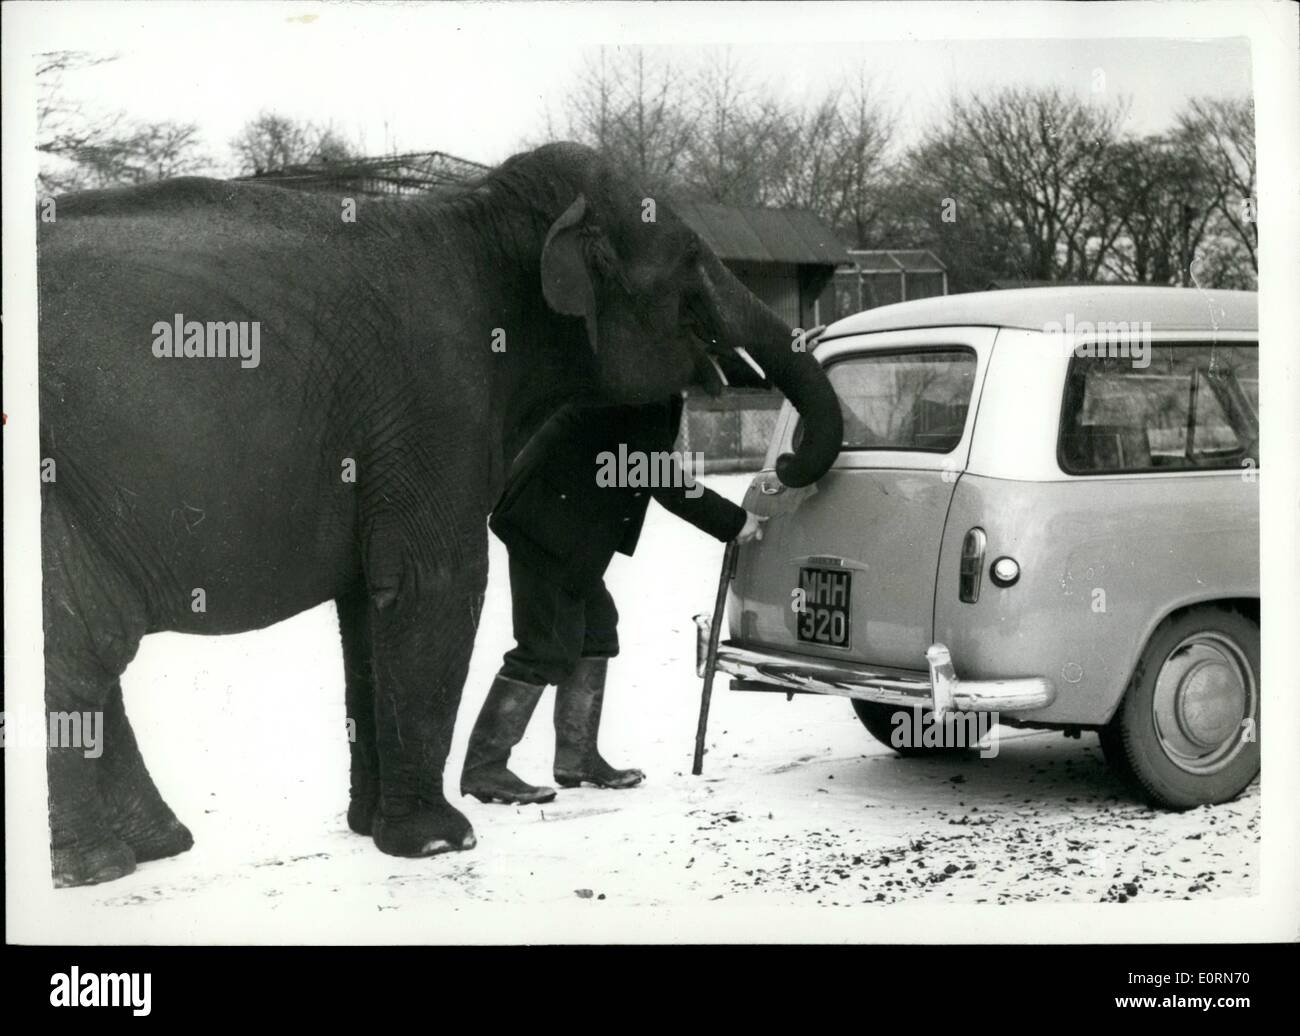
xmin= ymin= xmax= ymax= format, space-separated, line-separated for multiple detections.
xmin=696 ymin=285 xmax=1259 ymax=809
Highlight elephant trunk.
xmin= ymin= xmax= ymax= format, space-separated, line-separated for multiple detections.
xmin=698 ymin=252 xmax=843 ymax=488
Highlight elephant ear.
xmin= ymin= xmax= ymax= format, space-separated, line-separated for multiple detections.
xmin=541 ymin=194 xmax=599 ymax=353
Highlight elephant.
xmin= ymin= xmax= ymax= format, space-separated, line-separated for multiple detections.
xmin=37 ymin=141 xmax=843 ymax=888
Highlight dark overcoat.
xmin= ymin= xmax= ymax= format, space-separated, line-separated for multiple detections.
xmin=490 ymin=395 xmax=746 ymax=591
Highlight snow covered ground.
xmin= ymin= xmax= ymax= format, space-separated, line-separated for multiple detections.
xmin=30 ymin=475 xmax=1258 ymax=941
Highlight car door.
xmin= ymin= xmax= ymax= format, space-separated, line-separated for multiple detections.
xmin=729 ymin=327 xmax=996 ymax=671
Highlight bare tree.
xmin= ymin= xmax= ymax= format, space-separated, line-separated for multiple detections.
xmin=558 ymin=49 xmax=620 ymax=154
xmin=229 ymin=111 xmax=357 ymax=174
xmin=764 ymin=90 xmax=845 ymax=214
xmin=542 ymin=49 xmax=895 ymax=239
xmin=884 ymin=130 xmax=1024 ymax=292
xmin=937 ymin=87 xmax=1127 ymax=281
xmin=683 ymin=58 xmax=895 ymax=243
xmin=1098 ymin=135 xmax=1221 ymax=285
xmin=682 ymin=49 xmax=786 ymax=206
xmin=821 ymin=69 xmax=896 ymax=247
xmin=547 ymin=47 xmax=697 ymax=194
xmin=611 ymin=49 xmax=697 ymax=192
xmin=538 ymin=59 xmax=1254 ymax=291
xmin=69 ymin=121 xmax=209 ymax=188
xmin=684 ymin=49 xmax=754 ymax=203
xmin=37 ymin=52 xmax=122 ymax=152
xmin=38 ymin=50 xmax=210 ymax=194
xmin=1178 ymin=97 xmax=1257 ymax=273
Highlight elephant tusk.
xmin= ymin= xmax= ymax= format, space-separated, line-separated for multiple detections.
xmin=732 ymin=347 xmax=766 ymax=382
xmin=707 ymin=354 xmax=729 ymax=388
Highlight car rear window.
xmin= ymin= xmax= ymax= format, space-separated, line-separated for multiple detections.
xmin=1059 ymin=343 xmax=1259 ymax=474
xmin=794 ymin=348 xmax=977 ymax=453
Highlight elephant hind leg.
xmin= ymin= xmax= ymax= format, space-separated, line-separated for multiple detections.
xmin=98 ymin=681 xmax=194 ymax=863
xmin=49 ymin=731 xmax=136 ymax=888
xmin=43 ymin=503 xmax=156 ymax=886
xmin=46 ymin=643 xmax=140 ymax=888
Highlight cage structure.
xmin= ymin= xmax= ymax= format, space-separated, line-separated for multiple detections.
xmin=830 ymin=249 xmax=949 ymax=318
xmin=235 ymin=151 xmax=491 ymax=197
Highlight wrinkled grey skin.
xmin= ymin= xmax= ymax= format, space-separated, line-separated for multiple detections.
xmin=38 ymin=142 xmax=843 ymax=887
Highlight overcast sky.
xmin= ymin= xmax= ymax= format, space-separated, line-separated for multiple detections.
xmin=25 ymin=2 xmax=1252 ymax=173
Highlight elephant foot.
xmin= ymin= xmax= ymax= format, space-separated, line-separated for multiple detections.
xmin=105 ymin=791 xmax=195 ymax=863
xmin=372 ymin=798 xmax=477 ymax=858
xmin=118 ymin=815 xmax=194 ymax=864
xmin=347 ymin=791 xmax=379 ymax=836
xmin=52 ymin=836 xmax=137 ymax=889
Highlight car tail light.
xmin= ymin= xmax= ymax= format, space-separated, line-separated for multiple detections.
xmin=959 ymin=527 xmax=986 ymax=603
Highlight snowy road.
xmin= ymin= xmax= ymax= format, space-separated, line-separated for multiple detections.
xmin=43 ymin=475 xmax=1258 ymax=939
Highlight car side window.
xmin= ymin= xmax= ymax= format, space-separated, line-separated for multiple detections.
xmin=793 ymin=348 xmax=977 ymax=454
xmin=1059 ymin=343 xmax=1259 ymax=475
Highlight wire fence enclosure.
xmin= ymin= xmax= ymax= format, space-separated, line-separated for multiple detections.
xmin=235 ymin=151 xmax=492 ymax=197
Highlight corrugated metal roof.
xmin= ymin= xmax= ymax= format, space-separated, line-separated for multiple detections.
xmin=671 ymin=198 xmax=850 ymax=266
xmin=823 ymin=286 xmax=1258 ymax=338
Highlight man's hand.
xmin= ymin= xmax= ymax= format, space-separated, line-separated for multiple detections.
xmin=735 ymin=512 xmax=766 ymax=544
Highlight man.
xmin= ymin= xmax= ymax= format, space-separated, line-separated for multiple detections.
xmin=461 ymin=393 xmax=763 ymax=804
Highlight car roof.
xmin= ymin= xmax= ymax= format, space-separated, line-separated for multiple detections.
xmin=821 ymin=285 xmax=1258 ymax=339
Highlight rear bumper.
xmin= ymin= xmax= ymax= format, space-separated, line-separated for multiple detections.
xmin=693 ymin=616 xmax=1055 ymax=718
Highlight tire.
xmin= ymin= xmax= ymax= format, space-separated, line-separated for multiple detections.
xmin=850 ymin=700 xmax=978 ymax=757
xmin=1101 ymin=606 xmax=1259 ymax=809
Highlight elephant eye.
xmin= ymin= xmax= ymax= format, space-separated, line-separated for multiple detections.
xmin=588 ymin=237 xmax=630 ymax=292
xmin=683 ymin=296 xmax=715 ymax=340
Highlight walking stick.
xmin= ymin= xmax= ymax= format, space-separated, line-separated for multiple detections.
xmin=692 ymin=539 xmax=739 ymax=775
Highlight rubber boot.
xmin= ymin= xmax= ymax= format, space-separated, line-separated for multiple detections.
xmin=553 ymin=657 xmax=645 ymax=789
xmin=460 ymin=674 xmax=557 ymax=805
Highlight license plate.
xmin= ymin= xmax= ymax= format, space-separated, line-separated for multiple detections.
xmin=796 ymin=566 xmax=851 ymax=647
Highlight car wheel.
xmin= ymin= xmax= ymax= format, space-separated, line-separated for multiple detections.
xmin=850 ymin=700 xmax=979 ymax=757
xmin=1101 ymin=606 xmax=1259 ymax=809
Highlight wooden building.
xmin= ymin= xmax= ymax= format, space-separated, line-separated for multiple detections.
xmin=669 ymin=199 xmax=851 ymax=332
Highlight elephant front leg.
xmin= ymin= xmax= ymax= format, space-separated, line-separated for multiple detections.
xmin=98 ymin=680 xmax=194 ymax=862
xmin=338 ymin=587 xmax=380 ymax=835
xmin=367 ymin=560 xmax=487 ymax=858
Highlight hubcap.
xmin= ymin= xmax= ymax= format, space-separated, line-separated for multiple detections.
xmin=1152 ymin=632 xmax=1255 ymax=775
